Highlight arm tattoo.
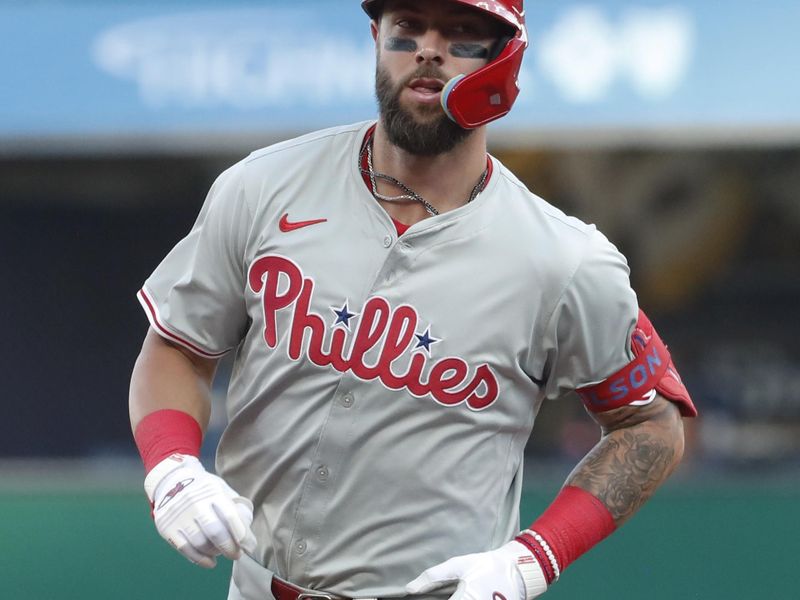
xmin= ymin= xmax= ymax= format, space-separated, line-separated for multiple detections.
xmin=566 ymin=426 xmax=678 ymax=524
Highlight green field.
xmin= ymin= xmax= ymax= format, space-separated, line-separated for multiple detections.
xmin=0 ymin=479 xmax=794 ymax=599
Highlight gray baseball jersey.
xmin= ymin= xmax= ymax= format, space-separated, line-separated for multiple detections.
xmin=138 ymin=121 xmax=638 ymax=599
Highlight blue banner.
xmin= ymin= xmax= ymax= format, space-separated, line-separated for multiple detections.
xmin=1 ymin=0 xmax=799 ymax=143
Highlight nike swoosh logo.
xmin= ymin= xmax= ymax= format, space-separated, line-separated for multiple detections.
xmin=279 ymin=213 xmax=328 ymax=233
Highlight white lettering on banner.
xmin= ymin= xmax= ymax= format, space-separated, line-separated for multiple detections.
xmin=92 ymin=11 xmax=375 ymax=109
xmin=538 ymin=5 xmax=694 ymax=103
xmin=91 ymin=5 xmax=694 ymax=109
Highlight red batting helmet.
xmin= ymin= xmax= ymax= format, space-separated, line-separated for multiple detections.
xmin=362 ymin=0 xmax=527 ymax=129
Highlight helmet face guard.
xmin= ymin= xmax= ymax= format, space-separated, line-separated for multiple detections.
xmin=362 ymin=0 xmax=527 ymax=129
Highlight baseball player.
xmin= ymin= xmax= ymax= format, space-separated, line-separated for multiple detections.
xmin=129 ymin=1 xmax=697 ymax=599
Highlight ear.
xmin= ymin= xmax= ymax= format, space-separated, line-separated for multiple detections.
xmin=370 ymin=20 xmax=379 ymax=43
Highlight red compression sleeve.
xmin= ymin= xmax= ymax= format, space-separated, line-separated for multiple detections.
xmin=133 ymin=409 xmax=202 ymax=473
xmin=516 ymin=486 xmax=616 ymax=584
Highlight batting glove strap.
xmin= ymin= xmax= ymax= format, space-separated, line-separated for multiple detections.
xmin=144 ymin=453 xmax=199 ymax=503
xmin=508 ymin=540 xmax=549 ymax=600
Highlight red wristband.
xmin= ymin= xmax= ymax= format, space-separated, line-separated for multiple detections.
xmin=516 ymin=486 xmax=616 ymax=583
xmin=133 ymin=409 xmax=202 ymax=473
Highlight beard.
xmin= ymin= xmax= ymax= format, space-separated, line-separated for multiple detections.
xmin=375 ymin=63 xmax=472 ymax=156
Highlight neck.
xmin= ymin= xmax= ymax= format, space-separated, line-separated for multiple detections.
xmin=371 ymin=122 xmax=488 ymax=223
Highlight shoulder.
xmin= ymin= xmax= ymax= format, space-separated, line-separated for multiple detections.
xmin=493 ymin=159 xmax=596 ymax=239
xmin=488 ymin=157 xmax=624 ymax=277
xmin=243 ymin=121 xmax=370 ymax=169
xmin=210 ymin=121 xmax=371 ymax=211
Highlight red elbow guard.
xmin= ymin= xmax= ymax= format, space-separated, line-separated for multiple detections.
xmin=577 ymin=309 xmax=697 ymax=417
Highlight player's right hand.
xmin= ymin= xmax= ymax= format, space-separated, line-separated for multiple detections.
xmin=144 ymin=453 xmax=257 ymax=568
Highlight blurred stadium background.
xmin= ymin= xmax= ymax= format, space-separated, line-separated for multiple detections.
xmin=1 ymin=0 xmax=798 ymax=598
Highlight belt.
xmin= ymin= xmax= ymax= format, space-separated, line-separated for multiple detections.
xmin=271 ymin=577 xmax=379 ymax=600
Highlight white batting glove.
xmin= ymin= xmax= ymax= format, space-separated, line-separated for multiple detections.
xmin=145 ymin=453 xmax=257 ymax=568
xmin=406 ymin=540 xmax=548 ymax=600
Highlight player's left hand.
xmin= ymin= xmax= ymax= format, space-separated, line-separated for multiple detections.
xmin=406 ymin=540 xmax=548 ymax=600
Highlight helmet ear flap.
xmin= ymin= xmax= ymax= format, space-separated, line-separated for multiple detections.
xmin=441 ymin=34 xmax=527 ymax=129
xmin=440 ymin=74 xmax=468 ymax=124
xmin=489 ymin=34 xmax=514 ymax=61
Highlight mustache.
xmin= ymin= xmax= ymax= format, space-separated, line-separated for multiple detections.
xmin=399 ymin=65 xmax=449 ymax=88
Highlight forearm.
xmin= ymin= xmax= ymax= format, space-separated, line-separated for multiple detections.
xmin=129 ymin=328 xmax=217 ymax=433
xmin=130 ymin=331 xmax=254 ymax=568
xmin=515 ymin=396 xmax=685 ymax=587
xmin=564 ymin=396 xmax=685 ymax=525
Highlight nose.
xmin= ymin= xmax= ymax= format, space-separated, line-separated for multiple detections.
xmin=415 ymin=29 xmax=446 ymax=65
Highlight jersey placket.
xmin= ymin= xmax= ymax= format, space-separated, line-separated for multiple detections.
xmin=285 ymin=226 xmax=413 ymax=580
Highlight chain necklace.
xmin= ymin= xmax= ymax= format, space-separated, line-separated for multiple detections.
xmin=360 ymin=135 xmax=489 ymax=217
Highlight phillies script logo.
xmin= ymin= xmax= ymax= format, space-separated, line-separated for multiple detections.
xmin=248 ymin=255 xmax=499 ymax=410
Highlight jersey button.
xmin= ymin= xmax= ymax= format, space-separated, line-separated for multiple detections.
xmin=340 ymin=392 xmax=354 ymax=408
xmin=316 ymin=466 xmax=329 ymax=481
xmin=383 ymin=235 xmax=393 ymax=248
xmin=295 ymin=540 xmax=307 ymax=555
